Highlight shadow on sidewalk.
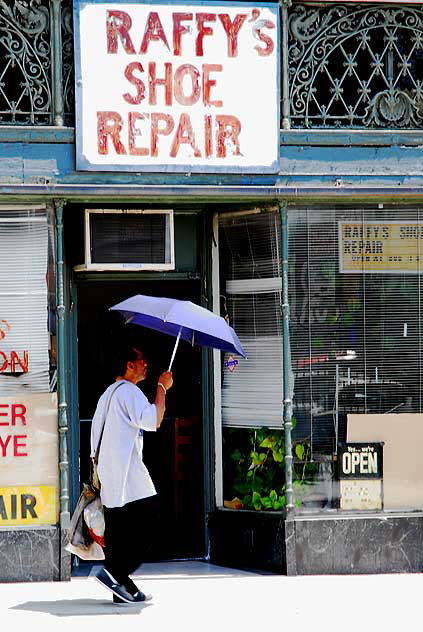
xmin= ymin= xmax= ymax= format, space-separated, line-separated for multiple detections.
xmin=10 ymin=599 xmax=152 ymax=617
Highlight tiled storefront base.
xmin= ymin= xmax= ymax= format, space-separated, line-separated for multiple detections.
xmin=0 ymin=526 xmax=71 ymax=582
xmin=209 ymin=510 xmax=423 ymax=575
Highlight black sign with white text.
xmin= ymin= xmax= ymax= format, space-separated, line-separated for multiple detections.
xmin=337 ymin=443 xmax=383 ymax=479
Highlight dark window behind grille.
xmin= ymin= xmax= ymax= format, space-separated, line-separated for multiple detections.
xmin=0 ymin=0 xmax=52 ymax=125
xmin=288 ymin=4 xmax=423 ymax=129
xmin=289 ymin=208 xmax=423 ymax=456
xmin=90 ymin=214 xmax=166 ymax=264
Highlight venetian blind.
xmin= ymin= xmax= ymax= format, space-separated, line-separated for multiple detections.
xmin=289 ymin=208 xmax=423 ymax=456
xmin=0 ymin=208 xmax=49 ymax=393
xmin=219 ymin=210 xmax=287 ymax=428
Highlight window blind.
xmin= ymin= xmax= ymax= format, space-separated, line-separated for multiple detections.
xmin=0 ymin=209 xmax=49 ymax=393
xmin=289 ymin=207 xmax=423 ymax=456
xmin=219 ymin=210 xmax=290 ymax=428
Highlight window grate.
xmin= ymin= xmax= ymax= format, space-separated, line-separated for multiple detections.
xmin=288 ymin=4 xmax=423 ymax=129
xmin=0 ymin=0 xmax=52 ymax=125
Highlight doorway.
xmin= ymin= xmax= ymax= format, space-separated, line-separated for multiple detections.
xmin=76 ymin=278 xmax=205 ymax=560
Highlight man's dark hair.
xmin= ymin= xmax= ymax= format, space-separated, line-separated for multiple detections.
xmin=112 ymin=346 xmax=142 ymax=377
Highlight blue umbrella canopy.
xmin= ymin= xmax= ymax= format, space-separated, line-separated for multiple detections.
xmin=110 ymin=294 xmax=246 ymax=368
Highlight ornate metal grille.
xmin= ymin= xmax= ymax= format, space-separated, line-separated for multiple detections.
xmin=62 ymin=0 xmax=74 ymax=126
xmin=0 ymin=0 xmax=52 ymax=124
xmin=288 ymin=4 xmax=423 ymax=128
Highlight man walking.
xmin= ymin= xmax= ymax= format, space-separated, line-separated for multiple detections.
xmin=91 ymin=346 xmax=173 ymax=604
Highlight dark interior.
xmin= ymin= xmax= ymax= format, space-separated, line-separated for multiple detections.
xmin=77 ymin=279 xmax=204 ymax=560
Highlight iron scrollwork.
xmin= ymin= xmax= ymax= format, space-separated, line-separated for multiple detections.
xmin=289 ymin=4 xmax=423 ymax=129
xmin=0 ymin=0 xmax=52 ymax=124
xmin=61 ymin=0 xmax=74 ymax=126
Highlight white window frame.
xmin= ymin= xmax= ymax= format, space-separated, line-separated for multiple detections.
xmin=74 ymin=208 xmax=175 ymax=272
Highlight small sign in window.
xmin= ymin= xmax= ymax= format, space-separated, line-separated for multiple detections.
xmin=337 ymin=442 xmax=384 ymax=510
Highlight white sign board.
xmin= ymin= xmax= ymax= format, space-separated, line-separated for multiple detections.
xmin=0 ymin=393 xmax=58 ymax=526
xmin=74 ymin=1 xmax=280 ymax=172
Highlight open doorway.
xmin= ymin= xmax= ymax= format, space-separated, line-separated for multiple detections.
xmin=76 ymin=279 xmax=205 ymax=560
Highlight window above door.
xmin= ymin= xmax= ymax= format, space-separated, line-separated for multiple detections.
xmin=74 ymin=209 xmax=175 ymax=272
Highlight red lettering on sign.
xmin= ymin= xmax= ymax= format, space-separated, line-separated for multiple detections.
xmin=218 ymin=14 xmax=247 ymax=57
xmin=253 ymin=20 xmax=275 ymax=57
xmin=0 ymin=320 xmax=11 ymax=340
xmin=216 ymin=115 xmax=242 ymax=157
xmin=97 ymin=112 xmax=127 ymax=155
xmin=123 ymin=62 xmax=146 ymax=105
xmin=0 ymin=404 xmax=27 ymax=426
xmin=128 ymin=112 xmax=149 ymax=156
xmin=0 ymin=435 xmax=11 ymax=457
xmin=173 ymin=13 xmax=193 ymax=56
xmin=0 ymin=350 xmax=29 ymax=373
xmin=12 ymin=404 xmax=26 ymax=426
xmin=0 ymin=404 xmax=8 ymax=425
xmin=150 ymin=113 xmax=174 ymax=157
xmin=10 ymin=351 xmax=28 ymax=373
xmin=96 ymin=111 xmax=243 ymax=159
xmin=204 ymin=115 xmax=213 ymax=158
xmin=196 ymin=13 xmax=216 ymax=56
xmin=148 ymin=62 xmax=173 ymax=106
xmin=107 ymin=10 xmax=136 ymax=54
xmin=13 ymin=435 xmax=27 ymax=457
xmin=174 ymin=64 xmax=201 ymax=106
xmin=170 ymin=113 xmax=201 ymax=158
xmin=202 ymin=64 xmax=222 ymax=107
xmin=140 ymin=12 xmax=170 ymax=54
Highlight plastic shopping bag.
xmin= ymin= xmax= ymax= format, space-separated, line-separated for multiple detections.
xmin=84 ymin=496 xmax=105 ymax=547
xmin=65 ymin=484 xmax=105 ymax=561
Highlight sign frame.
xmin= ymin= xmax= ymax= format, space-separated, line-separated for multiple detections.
xmin=73 ymin=0 xmax=281 ymax=174
xmin=339 ymin=220 xmax=423 ymax=274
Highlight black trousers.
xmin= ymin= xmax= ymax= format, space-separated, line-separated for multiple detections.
xmin=103 ymin=495 xmax=158 ymax=588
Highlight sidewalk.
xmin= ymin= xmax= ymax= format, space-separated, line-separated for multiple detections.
xmin=1 ymin=560 xmax=421 ymax=631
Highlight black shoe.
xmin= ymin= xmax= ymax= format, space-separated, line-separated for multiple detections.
xmin=95 ymin=567 xmax=136 ymax=604
xmin=113 ymin=590 xmax=152 ymax=605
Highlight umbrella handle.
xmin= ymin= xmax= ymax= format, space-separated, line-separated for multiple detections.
xmin=168 ymin=328 xmax=182 ymax=371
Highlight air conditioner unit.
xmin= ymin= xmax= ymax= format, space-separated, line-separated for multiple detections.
xmin=74 ymin=209 xmax=175 ymax=271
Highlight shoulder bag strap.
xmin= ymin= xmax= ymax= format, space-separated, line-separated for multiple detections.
xmin=93 ymin=380 xmax=126 ymax=464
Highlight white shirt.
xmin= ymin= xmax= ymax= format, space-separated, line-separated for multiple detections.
xmin=90 ymin=380 xmax=157 ymax=508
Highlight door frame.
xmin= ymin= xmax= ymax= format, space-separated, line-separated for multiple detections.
xmin=68 ymin=270 xmax=213 ymax=559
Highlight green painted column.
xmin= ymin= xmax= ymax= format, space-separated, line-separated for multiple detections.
xmin=55 ymin=200 xmax=70 ymax=531
xmin=280 ymin=203 xmax=294 ymax=514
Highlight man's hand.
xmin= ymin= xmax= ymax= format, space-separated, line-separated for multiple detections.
xmin=155 ymin=371 xmax=173 ymax=428
xmin=158 ymin=371 xmax=173 ymax=391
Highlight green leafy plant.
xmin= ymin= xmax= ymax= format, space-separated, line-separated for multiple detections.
xmin=223 ymin=426 xmax=315 ymax=512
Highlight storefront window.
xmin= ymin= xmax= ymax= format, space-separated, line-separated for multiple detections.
xmin=0 ymin=207 xmax=59 ymax=528
xmin=219 ymin=209 xmax=289 ymax=511
xmin=0 ymin=207 xmax=55 ymax=392
xmin=290 ymin=207 xmax=423 ymax=513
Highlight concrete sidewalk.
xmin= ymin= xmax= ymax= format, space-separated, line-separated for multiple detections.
xmin=0 ymin=560 xmax=421 ymax=631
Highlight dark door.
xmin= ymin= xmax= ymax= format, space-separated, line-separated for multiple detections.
xmin=77 ymin=279 xmax=205 ymax=560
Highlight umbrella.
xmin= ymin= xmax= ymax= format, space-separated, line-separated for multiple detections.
xmin=110 ymin=293 xmax=246 ymax=370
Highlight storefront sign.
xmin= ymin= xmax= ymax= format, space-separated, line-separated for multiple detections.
xmin=0 ymin=393 xmax=58 ymax=526
xmin=339 ymin=479 xmax=383 ymax=511
xmin=338 ymin=443 xmax=383 ymax=479
xmin=339 ymin=221 xmax=423 ymax=274
xmin=74 ymin=1 xmax=280 ymax=173
xmin=338 ymin=443 xmax=383 ymax=510
xmin=0 ymin=486 xmax=56 ymax=526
